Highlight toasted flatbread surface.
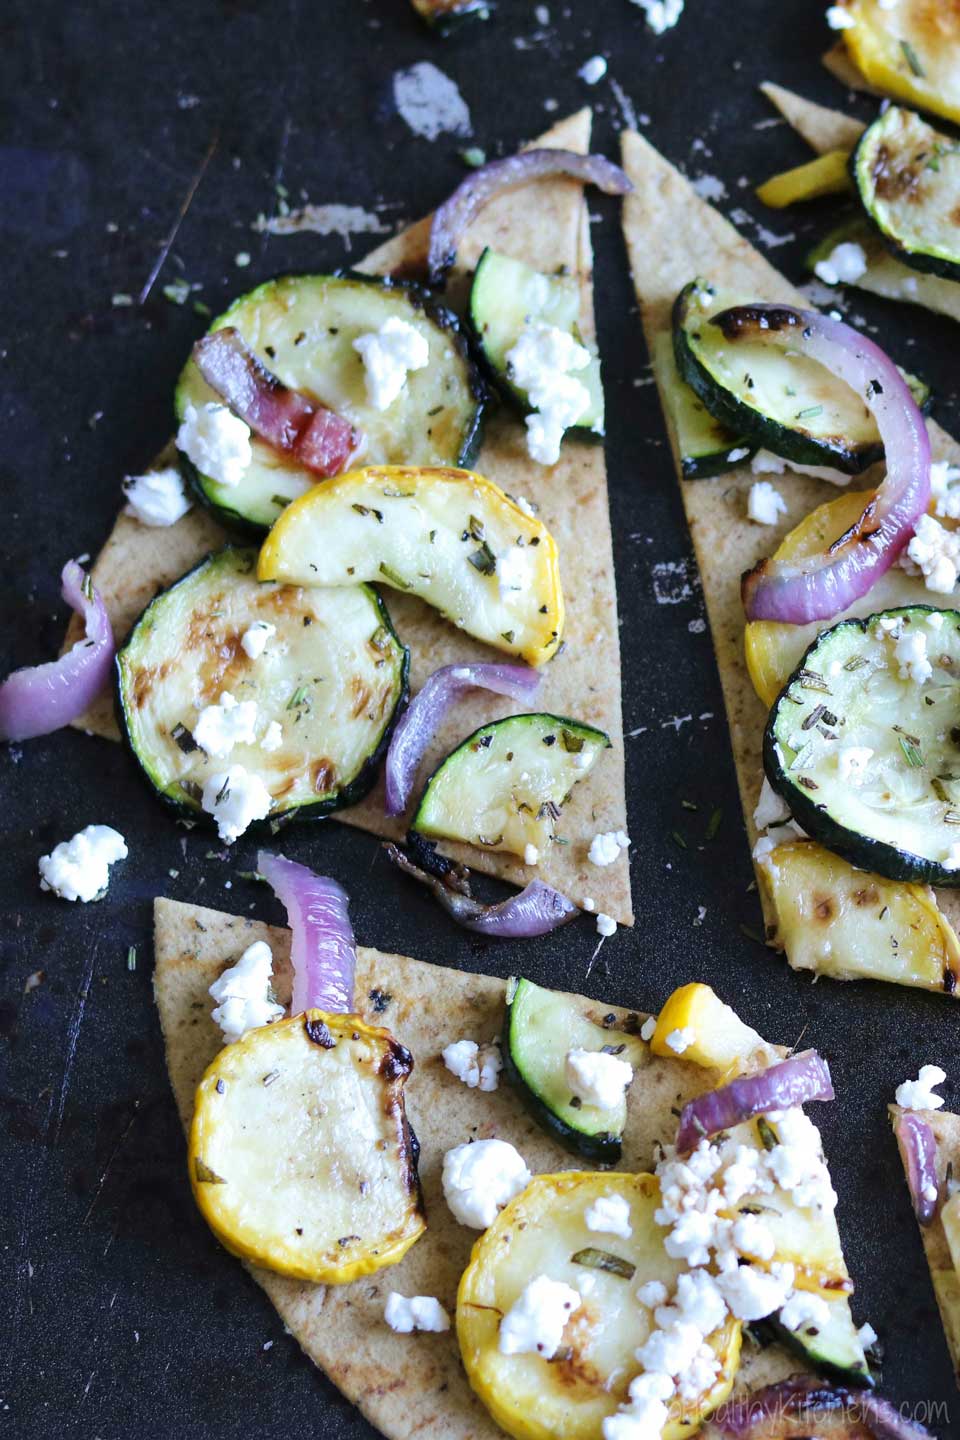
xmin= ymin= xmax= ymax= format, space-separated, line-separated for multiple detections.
xmin=892 ymin=1105 xmax=960 ymax=1383
xmin=759 ymin=81 xmax=865 ymax=154
xmin=618 ymin=125 xmax=960 ymax=938
xmin=67 ymin=111 xmax=632 ymax=924
xmin=154 ymin=897 xmax=798 ymax=1439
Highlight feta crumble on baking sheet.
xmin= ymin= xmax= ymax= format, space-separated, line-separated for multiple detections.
xmin=38 ymin=825 xmax=128 ymax=902
xmin=123 ymin=466 xmax=192 ymax=526
xmin=384 ymin=1293 xmax=450 ymax=1334
xmin=629 ymin=0 xmax=684 ymax=34
xmin=393 ymin=61 xmax=472 ymax=142
xmin=353 ymin=316 xmax=429 ymax=411
xmin=176 ymin=402 xmax=252 ymax=488
xmin=578 ymin=55 xmax=607 ymax=84
xmin=895 ymin=1064 xmax=946 ymax=1111
xmin=814 ymin=240 xmax=868 ymax=286
xmin=209 ymin=940 xmax=284 ymax=1044
xmin=595 ymin=912 xmax=617 ymax=938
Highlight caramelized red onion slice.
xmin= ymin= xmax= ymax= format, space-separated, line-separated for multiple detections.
xmin=385 ymin=842 xmax=578 ymax=937
xmin=428 ymin=149 xmax=633 ymax=283
xmin=193 ymin=328 xmax=359 ymax=478
xmin=0 ymin=561 xmax=115 ymax=742
xmin=257 ymin=851 xmax=356 ymax=1014
xmin=702 ymin=1374 xmax=933 ymax=1439
xmin=384 ymin=661 xmax=542 ymax=816
xmin=675 ymin=1049 xmax=834 ymax=1154
xmin=894 ymin=1110 xmax=940 ymax=1226
xmin=730 ymin=306 xmax=931 ymax=625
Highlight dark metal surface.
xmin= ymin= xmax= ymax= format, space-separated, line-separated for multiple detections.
xmin=2 ymin=1 xmax=957 ymax=1435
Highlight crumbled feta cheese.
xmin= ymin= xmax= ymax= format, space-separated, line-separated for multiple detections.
xmin=944 ymin=843 xmax=960 ymax=872
xmin=578 ymin=55 xmax=607 ymax=84
xmin=261 ymin=720 xmax=283 ymax=752
xmin=588 ymin=829 xmax=631 ymax=867
xmin=640 ymin=1016 xmax=657 ymax=1042
xmin=499 ymin=1275 xmax=581 ymax=1357
xmin=930 ymin=461 xmax=960 ymax=520
xmin=582 ymin=896 xmax=596 ymax=912
xmin=751 ymin=449 xmax=850 ymax=486
xmin=505 ymin=322 xmax=592 ymax=466
xmin=194 ymin=692 xmax=259 ymax=758
xmin=779 ymin=1289 xmax=831 ymax=1332
xmin=176 ymin=402 xmax=252 ymax=488
xmin=384 ymin=1293 xmax=450 ymax=1334
xmin=241 ymin=621 xmax=276 ymax=659
xmin=858 ymin=1321 xmax=879 ymax=1349
xmin=754 ymin=776 xmax=789 ymax=830
xmin=718 ymin=1261 xmax=795 ymax=1320
xmin=665 ymin=1027 xmax=695 ymax=1055
xmin=636 ymin=1280 xmax=669 ymax=1309
xmin=123 ymin=466 xmax=192 ymax=526
xmin=584 ymin=1192 xmax=633 ymax=1238
xmin=353 ymin=316 xmax=429 ymax=411
xmin=629 ymin=0 xmax=684 ymax=34
xmin=826 ymin=5 xmax=856 ymax=27
xmin=201 ymin=765 xmax=272 ymax=844
xmin=523 ymin=843 xmax=540 ymax=866
xmin=565 ymin=1048 xmax=633 ymax=1109
xmin=814 ymin=240 xmax=868 ymax=286
xmin=731 ymin=1212 xmax=776 ymax=1261
xmin=513 ymin=494 xmax=537 ymax=517
xmin=901 ymin=513 xmax=960 ymax=594
xmin=928 ymin=611 xmax=946 ymax=629
xmin=895 ymin=1064 xmax=947 ymax=1111
xmin=726 ymin=445 xmax=750 ymax=463
xmin=893 ymin=627 xmax=933 ymax=684
xmin=442 ymin=1038 xmax=502 ymax=1092
xmin=38 ymin=825 xmax=128 ymax=902
xmin=837 ymin=745 xmax=873 ymax=785
xmin=442 ymin=1138 xmax=531 ymax=1228
xmin=747 ymin=480 xmax=788 ymax=526
xmin=602 ymin=1392 xmax=670 ymax=1440
xmin=209 ymin=940 xmax=284 ymax=1043
xmin=596 ymin=912 xmax=617 ymax=938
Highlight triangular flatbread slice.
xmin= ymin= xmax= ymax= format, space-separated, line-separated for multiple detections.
xmin=759 ymin=80 xmax=865 ymax=154
xmin=892 ymin=1105 xmax=960 ymax=1383
xmin=154 ymin=897 xmax=813 ymax=1437
xmin=619 ymin=127 xmax=960 ymax=949
xmin=66 ymin=112 xmax=632 ymax=924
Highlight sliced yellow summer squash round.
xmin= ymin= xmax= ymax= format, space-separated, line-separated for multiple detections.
xmin=651 ymin=982 xmax=774 ymax=1074
xmin=840 ymin=0 xmax=960 ymax=127
xmin=189 ymin=1010 xmax=425 ymax=1282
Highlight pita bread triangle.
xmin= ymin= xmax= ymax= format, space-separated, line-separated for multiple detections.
xmin=892 ymin=1105 xmax=960 ymax=1382
xmin=66 ymin=111 xmax=632 ymax=924
xmin=758 ymin=81 xmax=865 ymax=154
xmin=153 ymin=895 xmax=809 ymax=1437
xmin=618 ymin=126 xmax=960 ymax=944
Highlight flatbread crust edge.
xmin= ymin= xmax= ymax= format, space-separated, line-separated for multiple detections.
xmin=892 ymin=1105 xmax=960 ymax=1385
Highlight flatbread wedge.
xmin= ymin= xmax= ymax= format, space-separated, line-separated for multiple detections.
xmin=892 ymin=1105 xmax=960 ymax=1385
xmin=155 ymin=895 xmax=854 ymax=1438
xmin=66 ymin=111 xmax=632 ymax=924
xmin=618 ymin=125 xmax=960 ymax=987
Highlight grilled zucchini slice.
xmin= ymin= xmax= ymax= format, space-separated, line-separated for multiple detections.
xmin=854 ymin=106 xmax=960 ymax=282
xmin=764 ymin=607 xmax=960 ymax=885
xmin=116 ymin=547 xmax=408 ymax=826
xmin=189 ymin=1011 xmax=425 ymax=1282
xmin=456 ymin=1172 xmax=742 ymax=1440
xmin=469 ymin=248 xmax=604 ymax=436
xmin=756 ymin=150 xmax=854 ymax=208
xmin=839 ymin=0 xmax=960 ymax=129
xmin=411 ymin=713 xmax=609 ymax=859
xmin=766 ymin=1296 xmax=872 ymax=1386
xmin=502 ymin=977 xmax=646 ymax=1163
xmin=651 ymin=333 xmax=755 ymax=480
xmin=258 ymin=464 xmax=564 ymax=666
xmin=673 ymin=278 xmax=925 ymax=475
xmin=757 ymin=838 xmax=960 ymax=996
xmin=808 ymin=219 xmax=960 ymax=323
xmin=175 ymin=274 xmax=486 ymax=532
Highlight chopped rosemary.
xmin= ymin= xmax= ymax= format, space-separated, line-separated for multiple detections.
xmin=286 ymin=684 xmax=311 ymax=710
xmin=757 ymin=1117 xmax=779 ymax=1152
xmin=468 ymin=513 xmax=486 ymax=540
xmin=571 ymin=1248 xmax=636 ymax=1280
xmin=270 ymin=493 xmax=292 ymax=509
xmin=171 ymin=722 xmax=200 ymax=754
xmin=671 ymin=830 xmax=688 ymax=850
xmin=797 ymin=668 xmax=831 ymax=694
xmin=194 ymin=1158 xmax=227 ymax=1184
xmin=126 ymin=946 xmax=137 ymax=971
xmin=796 ymin=405 xmax=824 ymax=421
xmin=369 ymin=624 xmax=392 ymax=652
xmin=843 ymin=654 xmax=868 ymax=672
xmin=379 ymin=562 xmax=412 ymax=589
xmin=900 ymin=39 xmax=925 ymax=77
xmin=705 ymin=807 xmax=722 ymax=842
xmin=467 ymin=540 xmax=497 ymax=576
xmin=560 ymin=728 xmax=585 ymax=753
xmin=898 ymin=734 xmax=924 ymax=769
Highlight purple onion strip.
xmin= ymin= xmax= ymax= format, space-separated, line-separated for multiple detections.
xmin=675 ymin=1049 xmax=834 ymax=1154
xmin=895 ymin=1110 xmax=940 ymax=1226
xmin=385 ymin=843 xmax=578 ymax=938
xmin=257 ymin=850 xmax=356 ymax=1015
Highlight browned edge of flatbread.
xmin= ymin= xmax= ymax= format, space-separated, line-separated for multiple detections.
xmin=891 ymin=1104 xmax=960 ymax=1386
xmin=618 ymin=124 xmax=960 ymax=949
xmin=154 ymin=896 xmax=803 ymax=1440
xmin=64 ymin=110 xmax=633 ymax=925
xmin=759 ymin=80 xmax=866 ymax=154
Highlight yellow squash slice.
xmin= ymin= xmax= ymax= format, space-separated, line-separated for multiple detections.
xmin=757 ymin=839 xmax=960 ymax=995
xmin=836 ymin=0 xmax=960 ymax=127
xmin=189 ymin=1011 xmax=425 ymax=1282
xmin=756 ymin=149 xmax=853 ymax=208
xmin=258 ymin=465 xmax=564 ymax=666
xmin=651 ymin=983 xmax=774 ymax=1075
xmin=744 ymin=488 xmax=939 ymax=707
xmin=457 ymin=1172 xmax=741 ymax=1440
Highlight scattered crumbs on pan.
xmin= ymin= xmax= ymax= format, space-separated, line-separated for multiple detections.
xmin=688 ymin=618 xmax=707 ymax=634
xmin=254 ymin=204 xmax=390 ymax=245
xmin=393 ymin=62 xmax=472 ymax=142
xmin=690 ymin=174 xmax=727 ymax=202
xmin=650 ymin=557 xmax=701 ymax=606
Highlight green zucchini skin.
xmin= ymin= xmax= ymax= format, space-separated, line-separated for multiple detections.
xmin=650 ymin=333 xmax=755 ymax=480
xmin=468 ymin=247 xmax=604 ymax=440
xmin=853 ymin=105 xmax=960 ymax=283
xmin=764 ymin=606 xmax=960 ymax=886
xmin=115 ymin=546 xmax=409 ymax=830
xmin=502 ymin=977 xmax=641 ymax=1163
xmin=175 ymin=272 xmax=488 ymax=535
xmin=762 ymin=1301 xmax=873 ymax=1388
xmin=674 ymin=278 xmax=933 ymax=474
